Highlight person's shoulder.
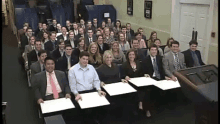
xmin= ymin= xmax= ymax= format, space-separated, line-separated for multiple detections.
xmin=35 ymin=71 xmax=45 ymax=77
xmin=31 ymin=61 xmax=39 ymax=67
xmin=164 ymin=51 xmax=171 ymax=57
xmin=54 ymin=70 xmax=65 ymax=75
xmin=69 ymin=63 xmax=79 ymax=71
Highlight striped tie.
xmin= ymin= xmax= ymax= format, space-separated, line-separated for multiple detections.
xmin=174 ymin=53 xmax=180 ymax=71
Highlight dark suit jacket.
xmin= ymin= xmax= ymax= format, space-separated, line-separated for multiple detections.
xmin=57 ymin=35 xmax=69 ymax=43
xmin=30 ymin=61 xmax=42 ymax=78
xmin=182 ymin=49 xmax=205 ymax=68
xmin=31 ymin=70 xmax=71 ymax=101
xmin=34 ymin=28 xmax=41 ymax=37
xmin=44 ymin=40 xmax=58 ymax=52
xmin=75 ymin=33 xmax=85 ymax=42
xmin=65 ymin=25 xmax=74 ymax=32
xmin=21 ymin=35 xmax=29 ymax=51
xmin=142 ymin=55 xmax=165 ymax=80
xmin=121 ymin=60 xmax=143 ymax=79
xmin=84 ymin=34 xmax=97 ymax=46
xmin=49 ymin=25 xmax=57 ymax=32
xmin=127 ymin=29 xmax=135 ymax=38
xmin=55 ymin=54 xmax=78 ymax=72
xmin=97 ymin=43 xmax=110 ymax=55
xmin=51 ymin=48 xmax=64 ymax=61
xmin=65 ymin=39 xmax=78 ymax=49
xmin=28 ymin=50 xmax=38 ymax=67
xmin=18 ymin=29 xmax=25 ymax=41
xmin=136 ymin=48 xmax=148 ymax=62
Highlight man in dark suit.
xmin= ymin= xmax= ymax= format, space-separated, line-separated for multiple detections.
xmin=65 ymin=30 xmax=78 ymax=49
xmin=75 ymin=27 xmax=85 ymax=42
xmin=31 ymin=57 xmax=71 ymax=103
xmin=163 ymin=41 xmax=186 ymax=81
xmin=18 ymin=23 xmax=28 ymax=41
xmin=56 ymin=44 xmax=78 ymax=72
xmin=21 ymin=28 xmax=33 ymax=52
xmin=36 ymin=23 xmax=48 ymax=40
xmin=30 ymin=50 xmax=47 ymax=77
xmin=132 ymin=39 xmax=148 ymax=62
xmin=57 ymin=27 xmax=69 ymax=42
xmin=96 ymin=35 xmax=109 ymax=55
xmin=182 ymin=40 xmax=205 ymax=68
xmin=56 ymin=23 xmax=62 ymax=33
xmin=138 ymin=28 xmax=147 ymax=42
xmin=49 ymin=19 xmax=57 ymax=32
xmin=85 ymin=28 xmax=96 ymax=47
xmin=142 ymin=44 xmax=166 ymax=80
xmin=51 ymin=39 xmax=65 ymax=61
xmin=28 ymin=40 xmax=43 ymax=68
xmin=34 ymin=22 xmax=43 ymax=37
xmin=44 ymin=31 xmax=58 ymax=52
xmin=72 ymin=22 xmax=79 ymax=37
xmin=92 ymin=18 xmax=98 ymax=31
xmin=85 ymin=20 xmax=95 ymax=33
xmin=65 ymin=20 xmax=73 ymax=32
xmin=126 ymin=23 xmax=135 ymax=40
xmin=121 ymin=25 xmax=132 ymax=43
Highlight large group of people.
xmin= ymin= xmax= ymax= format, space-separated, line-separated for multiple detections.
xmin=18 ymin=17 xmax=205 ymax=124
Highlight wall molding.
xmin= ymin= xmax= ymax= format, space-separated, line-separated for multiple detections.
xmin=209 ymin=43 xmax=218 ymax=47
xmin=120 ymin=19 xmax=171 ymax=34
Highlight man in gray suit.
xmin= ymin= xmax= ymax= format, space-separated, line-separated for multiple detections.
xmin=31 ymin=57 xmax=71 ymax=104
xmin=30 ymin=50 xmax=47 ymax=77
xmin=163 ymin=41 xmax=186 ymax=81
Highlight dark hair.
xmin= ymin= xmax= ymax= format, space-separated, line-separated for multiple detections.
xmin=115 ymin=20 xmax=121 ymax=28
xmin=27 ymin=27 xmax=32 ymax=31
xmin=87 ymin=28 xmax=93 ymax=32
xmin=126 ymin=23 xmax=131 ymax=26
xmin=41 ymin=31 xmax=50 ymax=43
xmin=58 ymin=39 xmax=65 ymax=45
xmin=126 ymin=48 xmax=137 ymax=62
xmin=189 ymin=40 xmax=198 ymax=46
xmin=44 ymin=56 xmax=55 ymax=64
xmin=52 ymin=18 xmax=57 ymax=21
xmin=38 ymin=50 xmax=47 ymax=57
xmin=121 ymin=25 xmax=126 ymax=29
xmin=166 ymin=37 xmax=174 ymax=47
xmin=154 ymin=38 xmax=161 ymax=43
xmin=149 ymin=44 xmax=158 ymax=51
xmin=61 ymin=26 xmax=67 ymax=30
xmin=65 ymin=44 xmax=72 ymax=49
xmin=34 ymin=40 xmax=41 ymax=44
xmin=79 ymin=51 xmax=89 ymax=58
xmin=87 ymin=20 xmax=92 ymax=23
xmin=134 ymin=32 xmax=141 ymax=37
xmin=131 ymin=38 xmax=139 ymax=44
xmin=96 ymin=34 xmax=103 ymax=39
xmin=50 ymin=31 xmax=56 ymax=36
xmin=170 ymin=40 xmax=179 ymax=47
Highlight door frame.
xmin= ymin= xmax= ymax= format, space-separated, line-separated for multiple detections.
xmin=170 ymin=0 xmax=214 ymax=64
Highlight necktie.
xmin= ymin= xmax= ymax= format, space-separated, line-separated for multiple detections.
xmin=60 ymin=51 xmax=64 ymax=56
xmin=52 ymin=42 xmax=55 ymax=50
xmin=32 ymin=46 xmax=35 ymax=50
xmin=192 ymin=51 xmax=200 ymax=66
xmin=89 ymin=38 xmax=92 ymax=43
xmin=42 ymin=65 xmax=45 ymax=71
xmin=174 ymin=53 xmax=180 ymax=71
xmin=70 ymin=40 xmax=75 ymax=48
xmin=153 ymin=58 xmax=161 ymax=79
xmin=49 ymin=73 xmax=59 ymax=99
xmin=67 ymin=57 xmax=71 ymax=70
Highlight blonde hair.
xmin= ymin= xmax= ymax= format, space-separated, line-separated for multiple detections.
xmin=103 ymin=50 xmax=113 ymax=63
xmin=88 ymin=42 xmax=102 ymax=64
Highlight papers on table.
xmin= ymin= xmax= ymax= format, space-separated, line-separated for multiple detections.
xmin=78 ymin=92 xmax=110 ymax=109
xmin=40 ymin=98 xmax=75 ymax=114
xmin=103 ymin=82 xmax=137 ymax=96
xmin=129 ymin=77 xmax=158 ymax=87
xmin=154 ymin=79 xmax=181 ymax=90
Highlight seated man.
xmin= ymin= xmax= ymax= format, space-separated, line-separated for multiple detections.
xmin=30 ymin=50 xmax=47 ymax=77
xmin=97 ymin=34 xmax=109 ymax=55
xmin=44 ymin=31 xmax=58 ymax=52
xmin=57 ymin=27 xmax=69 ymax=42
xmin=68 ymin=51 xmax=106 ymax=123
xmin=56 ymin=44 xmax=78 ymax=72
xmin=28 ymin=40 xmax=43 ymax=68
xmin=131 ymin=39 xmax=148 ymax=61
xmin=65 ymin=30 xmax=78 ymax=49
xmin=51 ymin=39 xmax=65 ymax=61
xmin=31 ymin=57 xmax=71 ymax=103
xmin=182 ymin=40 xmax=205 ymax=68
xmin=163 ymin=40 xmax=186 ymax=81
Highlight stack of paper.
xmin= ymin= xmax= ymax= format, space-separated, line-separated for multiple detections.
xmin=129 ymin=77 xmax=158 ymax=87
xmin=103 ymin=82 xmax=137 ymax=96
xmin=154 ymin=80 xmax=181 ymax=90
xmin=40 ymin=98 xmax=75 ymax=114
xmin=78 ymin=92 xmax=110 ymax=109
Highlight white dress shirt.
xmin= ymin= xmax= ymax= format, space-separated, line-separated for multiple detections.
xmin=68 ymin=63 xmax=101 ymax=95
xmin=70 ymin=39 xmax=75 ymax=48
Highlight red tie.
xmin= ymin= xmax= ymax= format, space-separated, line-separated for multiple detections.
xmin=49 ymin=73 xmax=59 ymax=99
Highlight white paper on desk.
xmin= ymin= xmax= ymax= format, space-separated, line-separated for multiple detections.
xmin=129 ymin=77 xmax=158 ymax=87
xmin=154 ymin=79 xmax=181 ymax=90
xmin=40 ymin=98 xmax=75 ymax=114
xmin=103 ymin=82 xmax=137 ymax=96
xmin=78 ymin=92 xmax=110 ymax=109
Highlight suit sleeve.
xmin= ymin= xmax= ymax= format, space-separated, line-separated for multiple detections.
xmin=31 ymin=75 xmax=42 ymax=101
xmin=198 ymin=51 xmax=205 ymax=65
xmin=182 ymin=54 xmax=187 ymax=69
xmin=30 ymin=64 xmax=37 ymax=78
xmin=162 ymin=55 xmax=173 ymax=77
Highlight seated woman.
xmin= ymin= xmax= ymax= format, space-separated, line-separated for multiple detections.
xmin=41 ymin=31 xmax=50 ymax=49
xmin=72 ymin=37 xmax=87 ymax=59
xmin=122 ymin=48 xmax=152 ymax=118
xmin=147 ymin=31 xmax=157 ymax=48
xmin=118 ymin=32 xmax=130 ymax=53
xmin=111 ymin=41 xmax=126 ymax=64
xmin=88 ymin=42 xmax=102 ymax=68
xmin=164 ymin=37 xmax=174 ymax=54
xmin=96 ymin=50 xmax=121 ymax=85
